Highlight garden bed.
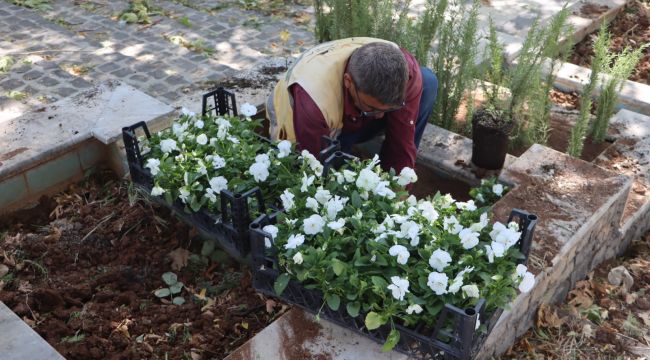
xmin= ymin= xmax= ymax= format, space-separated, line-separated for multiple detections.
xmin=0 ymin=171 xmax=286 ymax=359
xmin=570 ymin=0 xmax=650 ymax=85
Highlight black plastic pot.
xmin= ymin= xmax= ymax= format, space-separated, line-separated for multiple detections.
xmin=471 ymin=109 xmax=513 ymax=170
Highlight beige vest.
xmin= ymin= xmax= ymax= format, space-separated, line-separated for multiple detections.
xmin=267 ymin=37 xmax=397 ymax=141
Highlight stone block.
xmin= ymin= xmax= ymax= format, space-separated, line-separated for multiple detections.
xmin=0 ymin=175 xmax=27 ymax=209
xmin=25 ymin=150 xmax=81 ymax=194
xmin=78 ymin=140 xmax=105 ymax=170
xmin=477 ymin=144 xmax=633 ymax=358
xmin=0 ymin=302 xmax=65 ymax=360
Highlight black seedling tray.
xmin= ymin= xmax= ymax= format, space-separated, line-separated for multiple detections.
xmin=249 ymin=202 xmax=538 ymax=359
xmin=122 ymin=88 xmax=264 ymax=260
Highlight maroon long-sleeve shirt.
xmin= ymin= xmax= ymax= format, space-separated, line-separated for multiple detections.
xmin=291 ymin=48 xmax=423 ymax=173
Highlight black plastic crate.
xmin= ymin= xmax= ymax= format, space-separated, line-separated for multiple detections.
xmin=121 ymin=88 xmax=265 ymax=260
xmin=249 ymin=208 xmax=538 ymax=359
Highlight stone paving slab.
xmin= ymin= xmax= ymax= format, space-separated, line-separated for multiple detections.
xmin=225 ymin=308 xmax=407 ymax=360
xmin=0 ymin=81 xmax=173 ymax=180
xmin=0 ymin=301 xmax=65 ymax=360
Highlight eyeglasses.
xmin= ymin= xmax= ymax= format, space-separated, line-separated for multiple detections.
xmin=351 ymin=81 xmax=405 ymax=117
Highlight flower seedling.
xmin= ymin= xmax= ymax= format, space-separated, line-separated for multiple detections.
xmin=154 ymin=272 xmax=185 ymax=305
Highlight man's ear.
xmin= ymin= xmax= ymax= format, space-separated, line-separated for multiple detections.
xmin=343 ymin=73 xmax=352 ymax=89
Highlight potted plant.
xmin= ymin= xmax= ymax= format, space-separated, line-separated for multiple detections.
xmin=471 ymin=9 xmax=571 ymax=169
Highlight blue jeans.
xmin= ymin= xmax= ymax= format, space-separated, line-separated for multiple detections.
xmin=339 ymin=66 xmax=438 ymax=152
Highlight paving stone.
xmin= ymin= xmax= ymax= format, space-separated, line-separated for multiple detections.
xmin=11 ymin=65 xmax=32 ymax=74
xmin=150 ymin=69 xmax=168 ymax=80
xmin=111 ymin=67 xmax=134 ymax=78
xmin=98 ymin=62 xmax=120 ymax=72
xmin=0 ymin=78 xmax=25 ymax=91
xmin=53 ymin=87 xmax=79 ymax=98
xmin=70 ymin=77 xmax=92 ymax=89
xmin=164 ymin=74 xmax=187 ymax=86
xmin=52 ymin=69 xmax=74 ymax=80
xmin=22 ymin=70 xmax=43 ymax=81
xmin=129 ymin=74 xmax=149 ymax=83
xmin=37 ymin=77 xmax=60 ymax=87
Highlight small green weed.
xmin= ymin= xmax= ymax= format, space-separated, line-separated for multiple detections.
xmin=10 ymin=0 xmax=51 ymax=11
xmin=61 ymin=330 xmax=86 ymax=343
xmin=7 ymin=91 xmax=28 ymax=101
xmin=154 ymin=272 xmax=185 ymax=305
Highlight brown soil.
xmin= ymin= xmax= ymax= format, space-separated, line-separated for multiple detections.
xmin=570 ymin=1 xmax=650 ymax=85
xmin=412 ymin=165 xmax=472 ymax=201
xmin=509 ymin=114 xmax=613 ymax=162
xmin=0 ymin=171 xmax=286 ymax=360
xmin=548 ymin=89 xmax=581 ymax=110
xmin=503 ymin=230 xmax=650 ymax=359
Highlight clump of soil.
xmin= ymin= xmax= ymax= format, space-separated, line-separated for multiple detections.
xmin=0 ymin=171 xmax=286 ymax=359
xmin=503 ymin=230 xmax=650 ymax=359
xmin=570 ymin=1 xmax=650 ymax=85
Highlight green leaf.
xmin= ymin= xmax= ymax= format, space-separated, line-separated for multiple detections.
xmin=346 ymin=301 xmax=360 ymax=317
xmin=426 ymin=303 xmax=443 ymax=316
xmin=381 ymin=329 xmax=401 ymax=352
xmin=162 ymin=272 xmax=177 ymax=286
xmin=371 ymin=276 xmax=388 ymax=289
xmin=374 ymin=255 xmax=388 ymax=266
xmin=351 ymin=191 xmax=362 ymax=208
xmin=154 ymin=288 xmax=171 ymax=298
xmin=325 ymin=294 xmax=340 ymax=311
xmin=365 ymin=311 xmax=386 ymax=330
xmin=120 ymin=12 xmax=138 ymax=23
xmin=170 ymin=282 xmax=183 ymax=294
xmin=172 ymin=296 xmax=185 ymax=305
xmin=274 ymin=273 xmax=290 ymax=296
xmin=201 ymin=240 xmax=215 ymax=257
xmin=332 ymin=259 xmax=345 ymax=276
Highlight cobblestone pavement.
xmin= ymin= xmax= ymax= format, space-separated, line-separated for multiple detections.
xmin=0 ymin=0 xmax=585 ymax=121
xmin=0 ymin=0 xmax=315 ymax=118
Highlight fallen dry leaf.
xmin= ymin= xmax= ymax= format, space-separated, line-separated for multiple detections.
xmin=0 ymin=264 xmax=9 ymax=278
xmin=168 ymin=248 xmax=190 ymax=271
xmin=17 ymin=281 xmax=33 ymax=293
xmin=537 ymin=304 xmax=566 ymax=329
xmin=43 ymin=227 xmax=62 ymax=243
xmin=112 ymin=318 xmax=133 ymax=338
xmin=266 ymin=299 xmax=277 ymax=313
xmin=638 ymin=311 xmax=650 ymax=326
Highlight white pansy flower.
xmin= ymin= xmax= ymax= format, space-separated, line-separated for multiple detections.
xmin=485 ymin=245 xmax=495 ymax=263
xmin=240 ymin=103 xmax=257 ymax=117
xmin=293 ymin=252 xmax=304 ymax=265
xmin=448 ymin=267 xmax=474 ymax=294
xmin=305 ymin=197 xmax=319 ymax=212
xmin=285 ymin=234 xmax=305 ymax=249
xmin=443 ymin=215 xmax=463 ymax=235
xmin=160 ymin=139 xmax=178 ymax=154
xmin=456 ymin=200 xmax=477 ymax=212
xmin=370 ymin=254 xmax=377 ymax=262
xmin=407 ymin=195 xmax=417 ymax=206
xmin=196 ymin=133 xmax=208 ymax=145
xmin=211 ymin=155 xmax=226 ymax=169
xmin=227 ymin=136 xmax=240 ymax=144
xmin=286 ymin=218 xmax=298 ymax=226
xmin=389 ymin=245 xmax=410 ymax=265
xmin=145 ymin=158 xmax=161 ymax=176
xmin=277 ymin=140 xmax=292 ymax=158
xmin=315 ymin=188 xmax=332 ymax=205
xmin=429 ymin=249 xmax=452 ymax=272
xmin=325 ymin=196 xmax=348 ymax=220
xmin=343 ymin=169 xmax=356 ymax=183
xmin=263 ymin=225 xmax=278 ymax=248
xmin=518 ymin=272 xmax=535 ymax=293
xmin=476 ymin=193 xmax=485 ymax=204
xmin=418 ymin=201 xmax=439 ymax=223
xmin=209 ymin=176 xmax=228 ymax=193
xmin=249 ymin=162 xmax=269 ymax=182
xmin=356 ymin=168 xmax=381 ymax=192
xmin=396 ymin=167 xmax=418 ymax=186
xmin=516 ymin=264 xmax=528 ymax=277
xmin=178 ymin=188 xmax=190 ymax=203
xmin=300 ymin=172 xmax=315 ymax=192
xmin=470 ymin=212 xmax=489 ymax=232
xmin=303 ymin=214 xmax=325 ymax=235
xmin=406 ymin=304 xmax=423 ymax=314
xmin=459 ymin=228 xmax=480 ymax=250
xmin=327 ymin=218 xmax=346 ymax=233
xmin=255 ymin=153 xmax=271 ymax=167
xmin=493 ymin=183 xmax=504 ymax=196
xmin=400 ymin=221 xmax=420 ymax=246
xmin=491 ymin=241 xmax=506 ymax=258
xmin=151 ymin=186 xmax=165 ymax=196
xmin=280 ymin=189 xmax=295 ymax=210
xmin=439 ymin=194 xmax=456 ymax=209
xmin=195 ymin=119 xmax=204 ymax=129
xmin=204 ymin=188 xmax=217 ymax=203
xmin=387 ymin=276 xmax=410 ymax=301
xmin=462 ymin=284 xmax=480 ymax=298
xmin=374 ymin=181 xmax=396 ymax=199
xmin=508 ymin=221 xmax=520 ymax=231
xmin=427 ymin=272 xmax=448 ymax=295
xmin=197 ymin=161 xmax=208 ymax=176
